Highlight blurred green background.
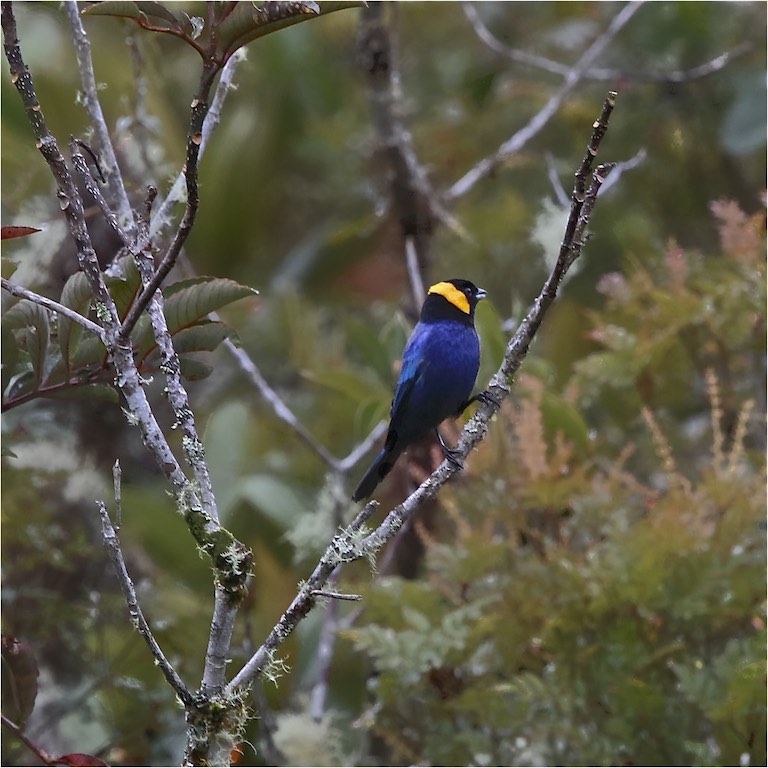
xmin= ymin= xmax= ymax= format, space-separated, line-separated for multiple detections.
xmin=2 ymin=2 xmax=765 ymax=766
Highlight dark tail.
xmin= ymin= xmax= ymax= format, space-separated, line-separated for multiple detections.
xmin=352 ymin=445 xmax=402 ymax=502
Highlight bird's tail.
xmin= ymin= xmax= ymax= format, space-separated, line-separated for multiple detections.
xmin=352 ymin=445 xmax=402 ymax=502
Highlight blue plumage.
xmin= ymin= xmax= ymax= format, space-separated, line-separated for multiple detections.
xmin=352 ymin=279 xmax=486 ymax=501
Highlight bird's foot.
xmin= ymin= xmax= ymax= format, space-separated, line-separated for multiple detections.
xmin=436 ymin=429 xmax=464 ymax=468
xmin=459 ymin=389 xmax=502 ymax=414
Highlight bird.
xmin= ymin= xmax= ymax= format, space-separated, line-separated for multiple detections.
xmin=352 ymin=278 xmax=491 ymax=502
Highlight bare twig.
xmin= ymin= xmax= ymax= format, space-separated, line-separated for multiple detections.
xmin=405 ymin=235 xmax=426 ymax=308
xmin=463 ymin=2 xmax=750 ymax=84
xmin=1 ymin=714 xmax=55 ymax=766
xmin=151 ymin=49 xmax=245 ymax=241
xmin=335 ymin=419 xmax=388 ymax=474
xmin=97 ymin=500 xmax=194 ymax=707
xmin=1 ymin=277 xmax=106 ymax=341
xmin=447 ymin=3 xmax=640 ymax=202
xmin=70 ymin=139 xmax=133 ymax=249
xmin=227 ymin=92 xmax=619 ymax=696
xmin=311 ymin=589 xmax=363 ymax=602
xmin=121 ymin=57 xmax=222 ymax=337
xmin=64 ymin=1 xmax=137 ymax=242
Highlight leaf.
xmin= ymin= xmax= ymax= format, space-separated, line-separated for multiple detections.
xmin=170 ymin=321 xmax=233 ymax=354
xmin=135 ymin=278 xmax=256 ymax=359
xmin=1 ymin=225 xmax=41 ymax=240
xmin=46 ymin=382 xmax=119 ymax=405
xmin=237 ymin=474 xmax=306 ymax=529
xmin=1 ymin=258 xmax=18 ymax=279
xmin=179 ymin=356 xmax=213 ymax=381
xmin=58 ymin=272 xmax=95 ymax=375
xmin=218 ymin=1 xmax=364 ymax=60
xmin=105 ymin=255 xmax=142 ymax=322
xmin=1 ymin=635 xmax=39 ymax=728
xmin=82 ymin=1 xmax=182 ymax=28
xmin=3 ymin=300 xmax=50 ymax=386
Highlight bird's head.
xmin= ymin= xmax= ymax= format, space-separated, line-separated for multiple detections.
xmin=423 ymin=279 xmax=487 ymax=322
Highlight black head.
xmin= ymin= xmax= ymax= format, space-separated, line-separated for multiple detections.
xmin=420 ymin=279 xmax=487 ymax=324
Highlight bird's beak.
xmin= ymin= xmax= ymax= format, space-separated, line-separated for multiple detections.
xmin=476 ymin=288 xmax=487 ymax=301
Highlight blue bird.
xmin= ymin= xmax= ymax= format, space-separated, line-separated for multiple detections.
xmin=352 ymin=278 xmax=490 ymax=502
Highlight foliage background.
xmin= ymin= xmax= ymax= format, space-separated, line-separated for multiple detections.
xmin=1 ymin=2 xmax=765 ymax=766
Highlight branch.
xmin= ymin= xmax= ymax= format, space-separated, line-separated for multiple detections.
xmin=1 ymin=277 xmax=106 ymax=341
xmin=446 ymin=3 xmax=640 ymax=202
xmin=226 ymin=91 xmax=619 ymax=695
xmin=97 ymin=497 xmax=194 ymax=707
xmin=151 ymin=49 xmax=246 ymax=241
xmin=463 ymin=2 xmax=750 ymax=84
xmin=121 ymin=57 xmax=223 ymax=337
xmin=1 ymin=714 xmax=56 ymax=766
xmin=64 ymin=1 xmax=137 ymax=243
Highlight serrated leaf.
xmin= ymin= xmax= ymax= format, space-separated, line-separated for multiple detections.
xmin=135 ymin=278 xmax=256 ymax=360
xmin=1 ymin=635 xmax=39 ymax=728
xmin=3 ymin=300 xmax=50 ymax=386
xmin=218 ymin=1 xmax=363 ymax=60
xmin=58 ymin=272 xmax=95 ymax=375
xmin=179 ymin=356 xmax=213 ymax=381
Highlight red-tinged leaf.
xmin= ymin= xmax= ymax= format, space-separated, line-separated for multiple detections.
xmin=55 ymin=753 xmax=109 ymax=767
xmin=218 ymin=1 xmax=363 ymax=61
xmin=3 ymin=299 xmax=50 ymax=386
xmin=1 ymin=635 xmax=39 ymax=728
xmin=1 ymin=225 xmax=42 ymax=240
xmin=58 ymin=272 xmax=95 ymax=375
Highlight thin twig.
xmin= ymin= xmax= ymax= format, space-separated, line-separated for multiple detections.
xmin=70 ymin=137 xmax=133 ymax=249
xmin=463 ymin=2 xmax=750 ymax=84
xmin=151 ymin=49 xmax=245 ymax=241
xmin=1 ymin=277 xmax=106 ymax=341
xmin=310 ymin=589 xmax=363 ymax=602
xmin=121 ymin=57 xmax=222 ymax=337
xmin=1 ymin=714 xmax=55 ymax=766
xmin=335 ymin=419 xmax=388 ymax=474
xmin=64 ymin=0 xmax=136 ymax=242
xmin=447 ymin=2 xmax=640 ymax=202
xmin=97 ymin=501 xmax=194 ymax=707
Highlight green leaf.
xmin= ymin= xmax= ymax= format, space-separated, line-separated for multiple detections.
xmin=540 ymin=391 xmax=590 ymax=452
xmin=4 ymin=300 xmax=50 ymax=386
xmin=82 ymin=1 xmax=182 ymax=28
xmin=58 ymin=272 xmax=95 ymax=375
xmin=1 ymin=635 xmax=39 ymax=728
xmin=218 ymin=1 xmax=364 ymax=60
xmin=170 ymin=321 xmax=233 ymax=354
xmin=105 ymin=256 xmax=142 ymax=322
xmin=135 ymin=278 xmax=256 ymax=359
xmin=1 ymin=258 xmax=18 ymax=279
xmin=46 ymin=382 xmax=119 ymax=405
xmin=237 ymin=474 xmax=306 ymax=529
xmin=179 ymin=356 xmax=213 ymax=381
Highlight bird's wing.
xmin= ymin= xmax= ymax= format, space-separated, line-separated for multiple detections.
xmin=389 ymin=352 xmax=427 ymax=421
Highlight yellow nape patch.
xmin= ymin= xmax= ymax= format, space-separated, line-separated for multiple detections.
xmin=428 ymin=281 xmax=470 ymax=314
